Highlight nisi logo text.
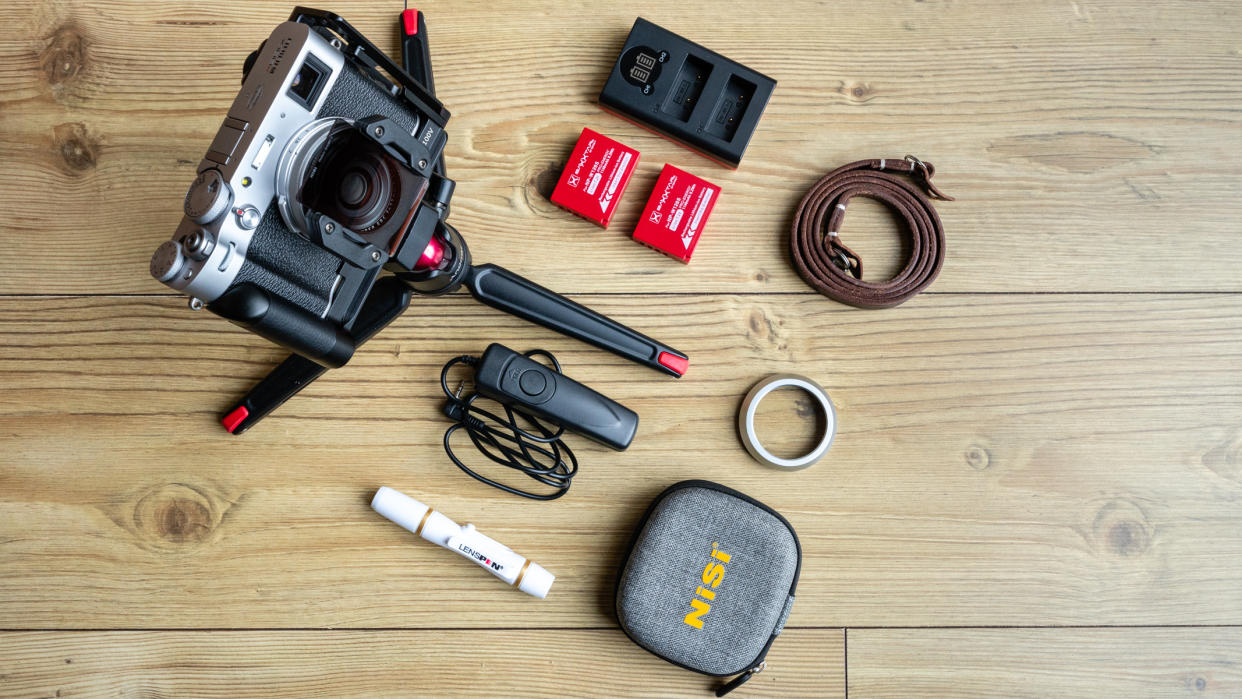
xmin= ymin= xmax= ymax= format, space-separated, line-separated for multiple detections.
xmin=682 ymin=542 xmax=730 ymax=630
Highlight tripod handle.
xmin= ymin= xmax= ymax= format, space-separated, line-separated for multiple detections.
xmin=220 ymin=277 xmax=414 ymax=434
xmin=463 ymin=264 xmax=689 ymax=377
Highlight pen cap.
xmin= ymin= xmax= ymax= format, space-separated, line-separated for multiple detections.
xmin=518 ymin=562 xmax=555 ymax=598
xmin=371 ymin=486 xmax=431 ymax=534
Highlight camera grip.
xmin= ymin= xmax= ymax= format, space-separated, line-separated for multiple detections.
xmin=463 ymin=264 xmax=688 ymax=377
xmin=208 ymin=283 xmax=355 ymax=368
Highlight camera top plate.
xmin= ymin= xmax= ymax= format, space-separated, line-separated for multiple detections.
xmin=157 ymin=20 xmax=348 ymax=304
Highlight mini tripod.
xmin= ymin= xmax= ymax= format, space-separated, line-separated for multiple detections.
xmin=220 ymin=9 xmax=687 ymax=434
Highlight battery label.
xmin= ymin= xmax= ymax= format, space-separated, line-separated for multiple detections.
xmin=601 ymin=151 xmax=632 ymax=211
xmin=550 ymin=128 xmax=640 ymax=228
xmin=632 ymin=164 xmax=721 ymax=263
xmin=683 ymin=187 xmax=714 ymax=247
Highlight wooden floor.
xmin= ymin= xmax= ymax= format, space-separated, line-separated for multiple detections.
xmin=2 ymin=0 xmax=1241 ymax=696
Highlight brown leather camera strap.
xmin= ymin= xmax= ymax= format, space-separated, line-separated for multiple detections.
xmin=790 ymin=156 xmax=953 ymax=309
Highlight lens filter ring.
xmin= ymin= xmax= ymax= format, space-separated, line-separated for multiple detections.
xmin=274 ymin=117 xmax=352 ymax=235
xmin=738 ymin=374 xmax=837 ymax=470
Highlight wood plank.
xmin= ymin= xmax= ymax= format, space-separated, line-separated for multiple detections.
xmin=0 ymin=628 xmax=843 ymax=697
xmin=2 ymin=1 xmax=1240 ymax=294
xmin=1 ymin=293 xmax=1240 ymax=628
xmin=848 ymin=628 xmax=1242 ymax=697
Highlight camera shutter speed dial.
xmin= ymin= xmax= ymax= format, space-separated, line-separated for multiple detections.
xmin=184 ymin=169 xmax=232 ymax=223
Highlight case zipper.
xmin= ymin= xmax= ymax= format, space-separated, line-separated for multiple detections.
xmin=715 ymin=661 xmax=766 ymax=697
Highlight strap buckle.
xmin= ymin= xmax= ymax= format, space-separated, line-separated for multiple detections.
xmin=829 ymin=243 xmax=861 ymax=279
xmin=904 ymin=154 xmax=955 ymax=201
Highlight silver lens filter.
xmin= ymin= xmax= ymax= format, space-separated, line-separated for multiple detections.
xmin=738 ymin=374 xmax=837 ymax=470
xmin=274 ymin=116 xmax=352 ymax=235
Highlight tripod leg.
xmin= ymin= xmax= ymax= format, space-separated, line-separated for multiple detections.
xmin=462 ymin=264 xmax=689 ymax=377
xmin=221 ymin=277 xmax=414 ymax=434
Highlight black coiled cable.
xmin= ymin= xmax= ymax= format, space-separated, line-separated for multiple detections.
xmin=440 ymin=350 xmax=577 ymax=500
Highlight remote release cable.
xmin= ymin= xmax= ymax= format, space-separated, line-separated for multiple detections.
xmin=440 ymin=350 xmax=578 ymax=500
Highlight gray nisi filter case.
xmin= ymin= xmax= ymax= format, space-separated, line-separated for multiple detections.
xmin=615 ymin=480 xmax=800 ymax=693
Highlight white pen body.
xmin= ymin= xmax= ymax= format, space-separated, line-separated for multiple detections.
xmin=371 ymin=486 xmax=554 ymax=598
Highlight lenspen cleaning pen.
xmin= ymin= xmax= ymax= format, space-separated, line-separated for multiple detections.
xmin=371 ymin=486 xmax=555 ymax=598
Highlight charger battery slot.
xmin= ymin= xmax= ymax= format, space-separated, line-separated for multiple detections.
xmin=707 ymin=74 xmax=757 ymax=142
xmin=598 ymin=17 xmax=776 ymax=168
xmin=662 ymin=54 xmax=712 ymax=122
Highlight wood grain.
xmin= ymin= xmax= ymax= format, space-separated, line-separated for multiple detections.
xmin=1 ymin=1 xmax=1240 ymax=294
xmin=848 ymin=628 xmax=1242 ymax=697
xmin=2 ymin=293 xmax=1239 ymax=628
xmin=0 ymin=628 xmax=844 ymax=697
xmin=2 ymin=0 xmax=1241 ymax=694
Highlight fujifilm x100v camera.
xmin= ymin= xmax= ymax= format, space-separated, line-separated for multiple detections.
xmin=150 ymin=8 xmax=451 ymax=368
xmin=149 ymin=8 xmax=688 ymax=434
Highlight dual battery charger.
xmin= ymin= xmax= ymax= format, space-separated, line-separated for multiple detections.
xmin=599 ymin=18 xmax=776 ymax=168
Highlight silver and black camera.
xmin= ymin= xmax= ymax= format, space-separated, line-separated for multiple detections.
xmin=150 ymin=8 xmax=687 ymax=435
xmin=150 ymin=8 xmax=451 ymax=368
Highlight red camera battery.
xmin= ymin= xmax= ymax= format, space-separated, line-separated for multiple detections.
xmin=632 ymin=164 xmax=721 ymax=263
xmin=550 ymin=128 xmax=639 ymax=228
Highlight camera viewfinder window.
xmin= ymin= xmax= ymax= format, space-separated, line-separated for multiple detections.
xmin=288 ymin=54 xmax=330 ymax=110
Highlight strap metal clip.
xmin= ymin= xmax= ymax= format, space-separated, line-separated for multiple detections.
xmin=905 ymin=154 xmax=955 ymax=201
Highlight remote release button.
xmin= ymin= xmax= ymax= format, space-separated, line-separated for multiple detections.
xmin=519 ymin=370 xmax=547 ymax=396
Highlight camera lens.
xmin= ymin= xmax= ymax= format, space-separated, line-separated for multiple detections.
xmin=339 ymin=172 xmax=367 ymax=206
xmin=305 ymin=131 xmax=402 ymax=234
xmin=274 ymin=118 xmax=427 ymax=255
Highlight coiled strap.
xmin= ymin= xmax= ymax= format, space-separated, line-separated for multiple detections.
xmin=791 ymin=156 xmax=952 ymax=309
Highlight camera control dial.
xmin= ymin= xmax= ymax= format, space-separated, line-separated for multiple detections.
xmin=184 ymin=169 xmax=233 ymax=224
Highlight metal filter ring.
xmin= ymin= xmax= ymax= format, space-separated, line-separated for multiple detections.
xmin=738 ymin=374 xmax=836 ymax=470
xmin=274 ymin=117 xmax=353 ymax=235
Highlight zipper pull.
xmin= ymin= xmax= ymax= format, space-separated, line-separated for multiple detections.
xmin=715 ymin=661 xmax=766 ymax=697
